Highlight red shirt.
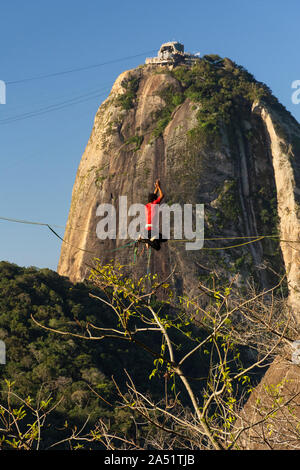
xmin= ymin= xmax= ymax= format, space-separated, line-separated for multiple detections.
xmin=145 ymin=196 xmax=162 ymax=227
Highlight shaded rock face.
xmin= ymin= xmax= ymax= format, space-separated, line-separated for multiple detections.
xmin=57 ymin=61 xmax=300 ymax=316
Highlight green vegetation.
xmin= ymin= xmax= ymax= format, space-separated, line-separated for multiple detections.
xmin=94 ymin=167 xmax=107 ymax=188
xmin=124 ymin=134 xmax=144 ymax=151
xmin=171 ymin=59 xmax=273 ymax=135
xmin=0 ymin=262 xmax=168 ymax=448
xmin=152 ymin=85 xmax=185 ymax=138
xmin=0 ymin=260 xmax=296 ymax=449
xmin=215 ymin=180 xmax=241 ymax=228
xmin=253 ymin=185 xmax=283 ymax=279
xmin=116 ymin=74 xmax=140 ymax=110
xmin=1 ymin=261 xmax=241 ymax=449
xmin=150 ymin=56 xmax=283 ymax=207
xmin=115 ymin=57 xmax=287 ymax=153
xmin=151 ymin=57 xmax=285 ymax=145
xmin=114 ymin=55 xmax=291 ymax=153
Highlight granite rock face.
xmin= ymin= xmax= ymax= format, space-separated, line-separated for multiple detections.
xmin=58 ymin=59 xmax=300 ymax=449
xmin=58 ymin=61 xmax=300 ymax=316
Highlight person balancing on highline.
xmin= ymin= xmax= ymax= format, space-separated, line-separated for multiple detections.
xmin=139 ymin=179 xmax=167 ymax=251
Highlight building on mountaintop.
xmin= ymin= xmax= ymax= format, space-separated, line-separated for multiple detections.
xmin=145 ymin=42 xmax=201 ymax=66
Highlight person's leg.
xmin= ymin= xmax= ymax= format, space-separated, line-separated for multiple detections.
xmin=148 ymin=230 xmax=167 ymax=250
xmin=153 ymin=240 xmax=161 ymax=250
xmin=139 ymin=229 xmax=162 ymax=251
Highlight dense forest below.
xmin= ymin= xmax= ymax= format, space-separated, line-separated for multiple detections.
xmin=0 ymin=261 xmax=176 ymax=448
xmin=2 ymin=260 xmax=236 ymax=449
xmin=0 ymin=257 xmax=296 ymax=450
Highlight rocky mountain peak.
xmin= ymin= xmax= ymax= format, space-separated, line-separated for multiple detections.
xmin=57 ymin=55 xmax=300 ymax=320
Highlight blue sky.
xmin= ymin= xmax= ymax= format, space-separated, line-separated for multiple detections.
xmin=1 ymin=0 xmax=300 ymax=271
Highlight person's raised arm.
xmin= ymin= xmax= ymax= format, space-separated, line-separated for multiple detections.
xmin=155 ymin=179 xmax=164 ymax=202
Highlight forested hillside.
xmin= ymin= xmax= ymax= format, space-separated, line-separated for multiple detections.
xmin=0 ymin=261 xmax=173 ymax=448
xmin=0 ymin=259 xmax=283 ymax=450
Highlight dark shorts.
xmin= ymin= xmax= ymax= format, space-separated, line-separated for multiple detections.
xmin=141 ymin=229 xmax=168 ymax=251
